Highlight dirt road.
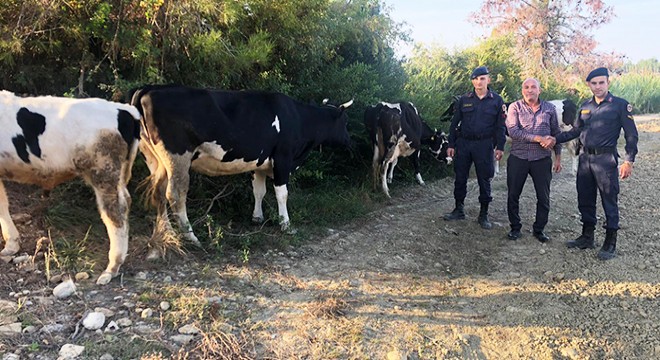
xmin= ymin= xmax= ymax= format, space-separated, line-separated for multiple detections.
xmin=248 ymin=115 xmax=660 ymax=359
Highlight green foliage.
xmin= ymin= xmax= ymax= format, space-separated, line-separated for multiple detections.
xmin=610 ymin=72 xmax=660 ymax=114
xmin=403 ymin=35 xmax=521 ymax=126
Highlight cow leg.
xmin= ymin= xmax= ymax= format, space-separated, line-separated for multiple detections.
xmin=0 ymin=181 xmax=21 ymax=256
xmin=252 ymin=171 xmax=267 ymax=223
xmin=165 ymin=156 xmax=200 ymax=246
xmin=572 ymin=155 xmax=578 ymax=174
xmin=91 ymin=184 xmax=131 ymax=285
xmin=387 ymin=157 xmax=398 ymax=184
xmin=372 ymin=144 xmax=381 ymax=190
xmin=380 ymin=159 xmax=392 ymax=198
xmin=273 ymin=185 xmax=290 ymax=231
xmin=411 ymin=150 xmax=425 ymax=185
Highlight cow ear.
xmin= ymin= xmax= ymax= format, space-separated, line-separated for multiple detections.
xmin=339 ymin=99 xmax=354 ymax=110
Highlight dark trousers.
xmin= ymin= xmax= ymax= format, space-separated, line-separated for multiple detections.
xmin=507 ymin=155 xmax=552 ymax=232
xmin=453 ymin=138 xmax=495 ymax=204
xmin=577 ymin=153 xmax=620 ymax=229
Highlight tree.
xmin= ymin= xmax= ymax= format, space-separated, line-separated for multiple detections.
xmin=472 ymin=0 xmax=621 ymax=84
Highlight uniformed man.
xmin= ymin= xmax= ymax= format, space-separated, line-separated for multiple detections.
xmin=552 ymin=67 xmax=638 ymax=259
xmin=443 ymin=66 xmax=507 ymax=229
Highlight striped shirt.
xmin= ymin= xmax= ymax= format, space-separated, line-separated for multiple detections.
xmin=506 ymin=99 xmax=562 ymax=162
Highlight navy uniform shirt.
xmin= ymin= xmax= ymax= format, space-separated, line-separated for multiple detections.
xmin=448 ymin=90 xmax=507 ymax=150
xmin=556 ymin=92 xmax=638 ymax=162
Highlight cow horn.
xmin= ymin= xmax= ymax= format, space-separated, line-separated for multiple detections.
xmin=339 ymin=99 xmax=354 ymax=109
xmin=322 ymin=98 xmax=329 ymax=105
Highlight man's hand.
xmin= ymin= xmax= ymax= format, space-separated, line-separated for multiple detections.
xmin=553 ymin=159 xmax=562 ymax=173
xmin=540 ymin=136 xmax=556 ymax=149
xmin=494 ymin=149 xmax=503 ymax=161
xmin=620 ymin=161 xmax=633 ymax=179
xmin=447 ymin=147 xmax=455 ymax=158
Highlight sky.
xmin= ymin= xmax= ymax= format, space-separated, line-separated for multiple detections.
xmin=385 ymin=0 xmax=659 ymax=63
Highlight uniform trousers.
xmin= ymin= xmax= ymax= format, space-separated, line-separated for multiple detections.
xmin=577 ymin=153 xmax=620 ymax=229
xmin=452 ymin=137 xmax=495 ymax=204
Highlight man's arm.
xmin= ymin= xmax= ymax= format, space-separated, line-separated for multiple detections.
xmin=494 ymin=99 xmax=507 ymax=151
xmin=620 ymin=101 xmax=639 ymax=179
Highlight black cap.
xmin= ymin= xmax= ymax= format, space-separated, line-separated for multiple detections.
xmin=586 ymin=67 xmax=609 ymax=81
xmin=471 ymin=66 xmax=489 ymax=79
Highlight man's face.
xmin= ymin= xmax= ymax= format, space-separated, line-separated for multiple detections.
xmin=471 ymin=75 xmax=490 ymax=91
xmin=587 ymin=75 xmax=610 ymax=99
xmin=522 ymin=79 xmax=541 ymax=104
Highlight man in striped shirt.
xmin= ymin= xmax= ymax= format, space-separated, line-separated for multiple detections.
xmin=505 ymin=78 xmax=562 ymax=242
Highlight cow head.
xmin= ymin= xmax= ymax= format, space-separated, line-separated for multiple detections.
xmin=429 ymin=130 xmax=451 ymax=164
xmin=321 ymin=98 xmax=353 ymax=147
xmin=561 ymin=99 xmax=578 ymax=126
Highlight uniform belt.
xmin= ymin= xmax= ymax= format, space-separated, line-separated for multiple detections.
xmin=461 ymin=133 xmax=491 ymax=140
xmin=584 ymin=147 xmax=616 ymax=155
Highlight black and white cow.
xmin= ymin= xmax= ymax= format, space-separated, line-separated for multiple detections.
xmin=131 ymin=85 xmax=353 ymax=253
xmin=0 ymin=90 xmax=140 ymax=285
xmin=364 ymin=102 xmax=448 ymax=198
xmin=548 ymin=99 xmax=579 ymax=173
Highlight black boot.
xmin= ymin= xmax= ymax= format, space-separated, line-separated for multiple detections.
xmin=597 ymin=229 xmax=617 ymax=260
xmin=566 ymin=224 xmax=596 ymax=249
xmin=477 ymin=203 xmax=492 ymax=230
xmin=443 ymin=200 xmax=465 ymax=220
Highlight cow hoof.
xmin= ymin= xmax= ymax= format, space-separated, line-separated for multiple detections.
xmin=252 ymin=216 xmax=264 ymax=224
xmin=0 ymin=244 xmax=20 ymax=256
xmin=96 ymin=271 xmax=115 ymax=285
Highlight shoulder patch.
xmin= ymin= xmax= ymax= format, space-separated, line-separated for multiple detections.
xmin=627 ymin=103 xmax=633 ymax=113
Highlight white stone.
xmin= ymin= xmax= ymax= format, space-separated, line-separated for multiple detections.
xmin=99 ymin=354 xmax=114 ymax=360
xmin=0 ymin=255 xmax=12 ymax=263
xmin=0 ymin=300 xmax=18 ymax=325
xmin=53 ymin=280 xmax=76 ymax=299
xmin=178 ymin=324 xmax=200 ymax=335
xmin=58 ymin=344 xmax=85 ymax=359
xmin=159 ymin=301 xmax=170 ymax=311
xmin=3 ymin=354 xmax=20 ymax=360
xmin=105 ymin=321 xmax=119 ymax=332
xmin=82 ymin=312 xmax=105 ymax=330
xmin=0 ymin=322 xmax=22 ymax=335
xmin=23 ymin=325 xmax=38 ymax=334
xmin=116 ymin=318 xmax=132 ymax=327
xmin=163 ymin=276 xmax=173 ymax=283
xmin=41 ymin=323 xmax=65 ymax=333
xmin=74 ymin=272 xmax=90 ymax=281
xmin=141 ymin=308 xmax=153 ymax=319
xmin=135 ymin=272 xmax=148 ymax=280
xmin=12 ymin=255 xmax=31 ymax=264
xmin=170 ymin=334 xmax=195 ymax=345
xmin=94 ymin=307 xmax=115 ymax=318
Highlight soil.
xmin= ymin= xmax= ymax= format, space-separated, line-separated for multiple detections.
xmin=1 ymin=115 xmax=659 ymax=359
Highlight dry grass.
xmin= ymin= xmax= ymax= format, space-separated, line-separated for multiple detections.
xmin=175 ymin=328 xmax=255 ymax=360
xmin=306 ymin=292 xmax=349 ymax=319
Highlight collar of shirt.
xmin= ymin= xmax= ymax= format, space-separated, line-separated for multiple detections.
xmin=467 ymin=90 xmax=494 ymax=99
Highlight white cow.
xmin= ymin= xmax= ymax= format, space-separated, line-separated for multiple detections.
xmin=548 ymin=99 xmax=579 ymax=173
xmin=0 ymin=90 xmax=140 ymax=285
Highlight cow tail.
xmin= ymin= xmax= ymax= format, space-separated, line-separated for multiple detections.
xmin=123 ymin=117 xmax=141 ymax=185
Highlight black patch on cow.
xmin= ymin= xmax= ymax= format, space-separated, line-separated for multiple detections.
xmin=117 ymin=109 xmax=140 ymax=156
xmin=11 ymin=136 xmax=30 ymax=163
xmin=13 ymin=107 xmax=47 ymax=163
